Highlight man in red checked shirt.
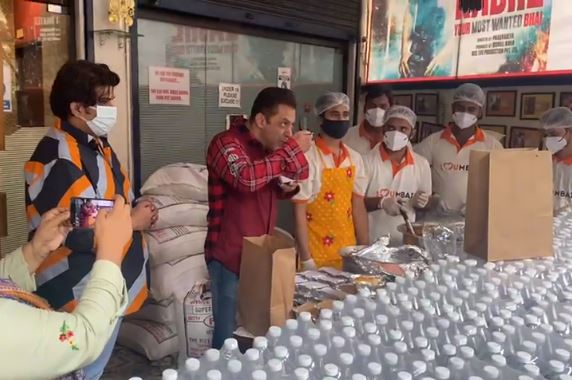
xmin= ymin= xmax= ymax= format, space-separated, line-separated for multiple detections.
xmin=205 ymin=87 xmax=312 ymax=348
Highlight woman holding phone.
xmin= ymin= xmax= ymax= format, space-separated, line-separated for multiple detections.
xmin=0 ymin=196 xmax=132 ymax=379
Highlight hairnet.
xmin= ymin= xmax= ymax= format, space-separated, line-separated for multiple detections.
xmin=539 ymin=107 xmax=572 ymax=130
xmin=315 ymin=92 xmax=350 ymax=116
xmin=383 ymin=105 xmax=417 ymax=128
xmin=453 ymin=83 xmax=486 ymax=108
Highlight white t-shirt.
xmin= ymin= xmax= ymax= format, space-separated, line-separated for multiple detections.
xmin=553 ymin=158 xmax=572 ymax=211
xmin=365 ymin=144 xmax=432 ymax=245
xmin=414 ymin=127 xmax=503 ymax=213
xmin=293 ymin=139 xmax=368 ymax=202
xmin=343 ymin=124 xmax=381 ymax=157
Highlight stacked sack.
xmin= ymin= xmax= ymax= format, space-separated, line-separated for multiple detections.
xmin=118 ymin=163 xmax=212 ymax=362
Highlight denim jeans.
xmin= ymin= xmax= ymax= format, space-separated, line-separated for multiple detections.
xmin=83 ymin=318 xmax=122 ymax=380
xmin=208 ymin=260 xmax=239 ymax=349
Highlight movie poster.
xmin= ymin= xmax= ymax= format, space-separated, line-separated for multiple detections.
xmin=367 ymin=0 xmax=572 ymax=82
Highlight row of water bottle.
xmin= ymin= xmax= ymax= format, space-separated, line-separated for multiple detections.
xmin=150 ymin=213 xmax=572 ymax=380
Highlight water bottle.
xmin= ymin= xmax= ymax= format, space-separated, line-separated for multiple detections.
xmin=254 ymin=336 xmax=271 ymax=362
xmin=221 ymin=338 xmax=240 ymax=362
xmin=433 ymin=367 xmax=451 ymax=380
xmin=266 ymin=326 xmax=282 ymax=351
xmin=438 ymin=344 xmax=457 ymax=367
xmin=396 ymin=371 xmax=413 ymax=380
xmin=227 ymin=360 xmax=243 ymax=380
xmin=366 ymin=362 xmax=383 ymax=380
xmin=313 ymin=344 xmax=328 ymax=375
xmin=273 ymin=346 xmax=290 ymax=376
xmin=289 ymin=335 xmax=304 ymax=370
xmin=352 ymin=374 xmax=367 ymax=380
xmin=332 ymin=300 xmax=344 ymax=321
xmin=481 ymin=366 xmax=500 ymax=380
xmin=294 ymin=368 xmax=310 ymax=380
xmin=383 ymin=352 xmax=399 ymax=379
xmin=544 ymin=360 xmax=568 ymax=380
xmin=449 ymin=357 xmax=468 ymax=379
xmin=318 ymin=320 xmax=334 ymax=347
xmin=282 ymin=320 xmax=299 ymax=346
xmin=206 ymin=370 xmax=222 ymax=380
xmin=244 ymin=348 xmax=263 ymax=374
xmin=297 ymin=354 xmax=316 ymax=377
xmin=251 ymin=369 xmax=267 ymax=380
xmin=339 ymin=353 xmax=355 ymax=378
xmin=267 ymin=359 xmax=283 ymax=380
xmin=182 ymin=358 xmax=201 ymax=380
xmin=162 ymin=369 xmax=178 ymax=380
xmin=201 ymin=349 xmax=221 ymax=373
xmin=322 ymin=363 xmax=341 ymax=379
xmin=479 ymin=342 xmax=503 ymax=363
xmin=367 ymin=334 xmax=383 ymax=362
xmin=320 ymin=308 xmax=333 ymax=321
xmin=306 ymin=328 xmax=321 ymax=351
xmin=298 ymin=312 xmax=314 ymax=334
xmin=412 ymin=360 xmax=428 ymax=378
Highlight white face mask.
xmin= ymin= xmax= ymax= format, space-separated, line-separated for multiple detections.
xmin=545 ymin=136 xmax=567 ymax=154
xmin=83 ymin=106 xmax=118 ymax=137
xmin=384 ymin=130 xmax=409 ymax=151
xmin=365 ymin=107 xmax=386 ymax=127
xmin=452 ymin=112 xmax=478 ymax=130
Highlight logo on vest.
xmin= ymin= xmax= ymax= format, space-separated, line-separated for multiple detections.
xmin=376 ymin=188 xmax=414 ymax=199
xmin=555 ymin=190 xmax=572 ymax=199
xmin=441 ymin=162 xmax=469 ymax=172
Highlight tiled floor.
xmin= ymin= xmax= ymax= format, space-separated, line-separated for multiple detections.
xmin=101 ymin=345 xmax=174 ymax=380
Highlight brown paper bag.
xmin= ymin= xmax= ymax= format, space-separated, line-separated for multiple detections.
xmin=238 ymin=229 xmax=296 ymax=336
xmin=464 ymin=149 xmax=553 ymax=261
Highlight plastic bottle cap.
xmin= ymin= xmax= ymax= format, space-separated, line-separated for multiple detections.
xmin=412 ymin=312 xmax=425 ymax=322
xmin=341 ymin=316 xmax=355 ymax=327
xmin=357 ymin=344 xmax=371 ymax=357
xmin=340 ymin=352 xmax=354 ymax=365
xmin=426 ymin=327 xmax=439 ymax=338
xmin=227 ymin=360 xmax=242 ymax=373
xmin=412 ymin=360 xmax=427 ymax=374
xmin=223 ymin=338 xmax=238 ymax=351
xmin=129 ymin=378 xmax=143 ymax=380
xmin=486 ymin=342 xmax=501 ymax=354
xmin=251 ymin=370 xmax=267 ymax=380
xmin=313 ymin=343 xmax=327 ymax=357
xmin=521 ymin=341 xmax=537 ymax=353
xmin=463 ymin=325 xmax=477 ymax=336
xmin=368 ymin=334 xmax=382 ymax=346
xmin=267 ymin=359 xmax=282 ymax=372
xmin=274 ymin=346 xmax=289 ymax=359
xmin=253 ymin=336 xmax=268 ymax=350
xmin=206 ymin=370 xmax=222 ymax=380
xmin=549 ymin=360 xmax=565 ymax=372
xmin=402 ymin=320 xmax=414 ymax=331
xmin=468 ymin=377 xmax=484 ymax=380
xmin=245 ymin=348 xmax=260 ymax=361
xmin=332 ymin=336 xmax=345 ymax=349
xmin=185 ymin=358 xmax=200 ymax=372
xmin=435 ymin=367 xmax=450 ymax=380
xmin=491 ymin=354 xmax=506 ymax=367
xmin=353 ymin=308 xmax=365 ymax=319
xmin=554 ymin=321 xmax=567 ymax=332
xmin=319 ymin=320 xmax=333 ymax=331
xmin=332 ymin=300 xmax=344 ymax=311
xmin=294 ymin=368 xmax=309 ymax=380
xmin=443 ymin=344 xmax=456 ymax=356
xmin=320 ymin=308 xmax=333 ymax=319
xmin=454 ymin=334 xmax=468 ymax=346
xmin=205 ymin=349 xmax=220 ymax=362
xmin=384 ymin=352 xmax=399 ymax=366
xmin=516 ymin=351 xmax=532 ymax=363
xmin=364 ymin=322 xmax=378 ymax=335
xmin=162 ymin=369 xmax=178 ymax=380
xmin=517 ymin=377 xmax=534 ymax=380
xmin=267 ymin=326 xmax=281 ymax=338
xmin=523 ymin=365 xmax=540 ymax=376
xmin=555 ymin=348 xmax=571 ymax=362
xmin=307 ymin=328 xmax=320 ymax=341
xmin=502 ymin=325 xmax=516 ymax=336
xmin=449 ymin=357 xmax=464 ymax=370
xmin=397 ymin=372 xmax=413 ymax=380
xmin=289 ymin=335 xmax=303 ymax=348
xmin=324 ymin=364 xmax=340 ymax=376
xmin=368 ymin=362 xmax=382 ymax=375
xmin=286 ymin=319 xmax=299 ymax=330
xmin=389 ymin=329 xmax=403 ymax=341
xmin=376 ymin=314 xmax=388 ymax=325
xmin=511 ymin=316 xmax=525 ymax=326
xmin=299 ymin=311 xmax=312 ymax=323
xmin=421 ymin=349 xmax=436 ymax=361
xmin=483 ymin=366 xmax=499 ymax=379
xmin=460 ymin=346 xmax=475 ymax=359
xmin=352 ymin=375 xmax=367 ymax=380
xmin=394 ymin=342 xmax=408 ymax=354
xmin=531 ymin=332 xmax=546 ymax=345
xmin=415 ymin=336 xmax=428 ymax=349
xmin=492 ymin=332 xmax=506 ymax=344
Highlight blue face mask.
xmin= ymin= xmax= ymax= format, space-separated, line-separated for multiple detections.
xmin=321 ymin=119 xmax=351 ymax=139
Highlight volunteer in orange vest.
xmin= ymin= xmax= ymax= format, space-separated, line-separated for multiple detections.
xmin=344 ymin=86 xmax=393 ymax=156
xmin=539 ymin=107 xmax=572 ymax=212
xmin=364 ymin=106 xmax=431 ymax=245
xmin=293 ymin=92 xmax=369 ymax=270
xmin=415 ymin=83 xmax=503 ymax=215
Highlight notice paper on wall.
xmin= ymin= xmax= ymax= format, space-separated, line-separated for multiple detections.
xmin=277 ymin=67 xmax=291 ymax=89
xmin=219 ymin=83 xmax=241 ymax=108
xmin=149 ymin=66 xmax=190 ymax=106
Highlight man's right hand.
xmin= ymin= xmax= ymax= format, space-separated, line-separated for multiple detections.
xmin=381 ymin=197 xmax=407 ymax=217
xmin=293 ymin=131 xmax=313 ymax=153
xmin=94 ymin=195 xmax=133 ymax=266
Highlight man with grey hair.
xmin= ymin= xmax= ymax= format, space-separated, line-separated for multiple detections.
xmin=293 ymin=92 xmax=369 ymax=270
xmin=415 ymin=83 xmax=503 ymax=215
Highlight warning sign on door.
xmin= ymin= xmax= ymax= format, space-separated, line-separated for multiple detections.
xmin=218 ymin=83 xmax=241 ymax=108
xmin=149 ymin=66 xmax=190 ymax=105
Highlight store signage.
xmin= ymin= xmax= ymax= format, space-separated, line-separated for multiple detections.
xmin=33 ymin=15 xmax=62 ymax=42
xmin=367 ymin=0 xmax=572 ymax=82
xmin=218 ymin=83 xmax=241 ymax=108
xmin=148 ymin=66 xmax=190 ymax=105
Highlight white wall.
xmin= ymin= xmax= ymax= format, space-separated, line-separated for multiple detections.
xmin=92 ymin=1 xmax=133 ymax=180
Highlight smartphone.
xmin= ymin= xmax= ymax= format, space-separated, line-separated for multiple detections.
xmin=70 ymin=197 xmax=115 ymax=228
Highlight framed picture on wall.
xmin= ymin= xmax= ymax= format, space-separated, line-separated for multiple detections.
xmin=509 ymin=126 xmax=543 ymax=149
xmin=560 ymin=92 xmax=572 ymax=108
xmin=480 ymin=124 xmax=507 ymax=147
xmin=394 ymin=94 xmax=413 ymax=109
xmin=520 ymin=93 xmax=555 ymax=120
xmin=486 ymin=91 xmax=516 ymax=117
xmin=418 ymin=121 xmax=444 ymax=141
xmin=415 ymin=94 xmax=439 ymax=116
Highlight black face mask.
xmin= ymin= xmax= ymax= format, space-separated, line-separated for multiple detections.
xmin=321 ymin=119 xmax=351 ymax=139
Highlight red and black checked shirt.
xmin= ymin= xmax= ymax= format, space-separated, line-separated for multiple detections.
xmin=205 ymin=124 xmax=309 ymax=274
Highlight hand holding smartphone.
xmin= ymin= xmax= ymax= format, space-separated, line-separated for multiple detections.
xmin=70 ymin=197 xmax=115 ymax=228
